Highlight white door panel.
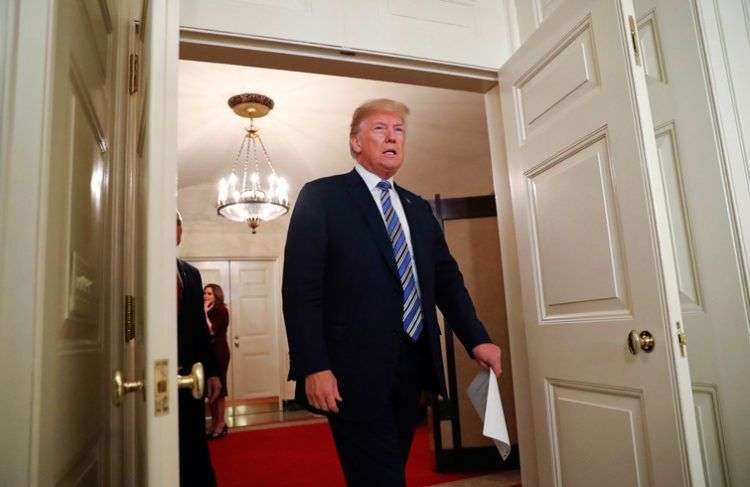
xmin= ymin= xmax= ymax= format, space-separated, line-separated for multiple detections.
xmin=190 ymin=261 xmax=231 ymax=293
xmin=230 ymin=260 xmax=280 ymax=400
xmin=498 ymin=0 xmax=703 ymax=485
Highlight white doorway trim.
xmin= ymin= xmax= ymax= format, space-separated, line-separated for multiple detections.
xmin=0 ymin=1 xmax=55 ymax=485
xmin=692 ymin=0 xmax=750 ymax=311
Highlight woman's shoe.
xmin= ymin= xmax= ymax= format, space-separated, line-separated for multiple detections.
xmin=209 ymin=424 xmax=228 ymax=439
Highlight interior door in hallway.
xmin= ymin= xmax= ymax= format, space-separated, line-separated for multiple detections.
xmin=230 ymin=260 xmax=281 ymax=401
xmin=498 ymin=0 xmax=703 ymax=485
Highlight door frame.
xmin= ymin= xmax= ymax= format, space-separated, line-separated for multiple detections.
xmin=427 ymin=193 xmax=522 ymax=473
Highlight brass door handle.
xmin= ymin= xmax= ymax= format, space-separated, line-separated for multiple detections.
xmin=113 ymin=370 xmax=144 ymax=406
xmin=177 ymin=362 xmax=205 ymax=399
xmin=233 ymin=336 xmax=240 ymax=348
xmin=627 ymin=330 xmax=655 ymax=355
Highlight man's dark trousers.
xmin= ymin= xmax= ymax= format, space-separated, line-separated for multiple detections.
xmin=328 ymin=333 xmax=430 ymax=487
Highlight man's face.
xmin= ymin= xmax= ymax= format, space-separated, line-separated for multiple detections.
xmin=176 ymin=221 xmax=182 ymax=246
xmin=351 ymin=111 xmax=405 ymax=179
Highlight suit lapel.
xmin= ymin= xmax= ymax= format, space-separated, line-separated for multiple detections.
xmin=344 ymin=170 xmax=400 ymax=280
xmin=395 ymin=184 xmax=429 ymax=284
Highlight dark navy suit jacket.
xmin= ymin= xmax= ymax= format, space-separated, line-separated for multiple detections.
xmin=282 ymin=169 xmax=491 ymax=420
xmin=177 ymin=258 xmax=218 ymax=379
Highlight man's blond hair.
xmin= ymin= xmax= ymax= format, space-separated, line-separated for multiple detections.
xmin=349 ymin=99 xmax=410 ymax=158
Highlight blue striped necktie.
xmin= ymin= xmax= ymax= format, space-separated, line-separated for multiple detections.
xmin=376 ymin=181 xmax=423 ymax=341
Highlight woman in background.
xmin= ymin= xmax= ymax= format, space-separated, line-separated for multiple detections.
xmin=204 ymin=283 xmax=231 ymax=439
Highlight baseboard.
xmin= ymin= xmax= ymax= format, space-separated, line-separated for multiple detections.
xmin=282 ymin=399 xmax=304 ymax=412
xmin=434 ymin=445 xmax=520 ymax=473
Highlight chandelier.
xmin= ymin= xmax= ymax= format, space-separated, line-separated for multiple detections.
xmin=216 ymin=93 xmax=290 ymax=233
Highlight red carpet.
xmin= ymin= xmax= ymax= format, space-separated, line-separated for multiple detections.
xmin=210 ymin=422 xmax=499 ymax=486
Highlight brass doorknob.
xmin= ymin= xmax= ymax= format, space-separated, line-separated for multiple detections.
xmin=113 ymin=370 xmax=144 ymax=406
xmin=233 ymin=336 xmax=240 ymax=348
xmin=177 ymin=362 xmax=205 ymax=399
xmin=627 ymin=330 xmax=655 ymax=355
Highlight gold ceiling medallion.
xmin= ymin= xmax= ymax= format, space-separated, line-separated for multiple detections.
xmin=216 ymin=93 xmax=290 ymax=233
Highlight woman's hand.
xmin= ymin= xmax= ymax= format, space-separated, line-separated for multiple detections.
xmin=204 ymin=301 xmax=214 ymax=313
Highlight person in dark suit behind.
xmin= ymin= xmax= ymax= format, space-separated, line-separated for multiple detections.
xmin=282 ymin=99 xmax=502 ymax=486
xmin=176 ymin=212 xmax=222 ymax=487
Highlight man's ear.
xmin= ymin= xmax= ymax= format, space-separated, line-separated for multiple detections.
xmin=350 ymin=134 xmax=362 ymax=154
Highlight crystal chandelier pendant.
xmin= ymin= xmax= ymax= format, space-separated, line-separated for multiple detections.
xmin=216 ymin=94 xmax=290 ymax=233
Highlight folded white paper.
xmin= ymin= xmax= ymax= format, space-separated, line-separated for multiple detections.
xmin=467 ymin=369 xmax=511 ymax=460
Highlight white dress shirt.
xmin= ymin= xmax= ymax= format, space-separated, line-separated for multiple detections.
xmin=354 ymin=163 xmax=422 ymax=296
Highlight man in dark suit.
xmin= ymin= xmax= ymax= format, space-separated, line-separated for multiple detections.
xmin=282 ymin=99 xmax=502 ymax=486
xmin=176 ymin=212 xmax=221 ymax=487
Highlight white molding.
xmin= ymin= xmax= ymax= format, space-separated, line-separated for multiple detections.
xmin=692 ymin=1 xmax=750 ymax=482
xmin=142 ymin=1 xmax=181 ymax=485
xmin=693 ymin=0 xmax=750 ymax=304
xmin=503 ymin=0 xmax=522 ymax=53
xmin=691 ymin=382 xmax=732 ymax=486
xmin=184 ymin=256 xmax=279 ymax=262
xmin=485 ymin=85 xmax=539 ymax=487
xmin=0 ymin=1 xmax=55 ymax=485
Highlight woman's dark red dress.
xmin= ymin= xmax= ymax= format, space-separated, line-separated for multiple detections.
xmin=208 ymin=305 xmax=230 ymax=397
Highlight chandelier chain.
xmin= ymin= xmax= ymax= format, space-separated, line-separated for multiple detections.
xmin=232 ymin=131 xmax=248 ymax=180
xmin=242 ymin=132 xmax=252 ymax=191
xmin=251 ymin=136 xmax=261 ymax=179
xmin=257 ymin=135 xmax=277 ymax=175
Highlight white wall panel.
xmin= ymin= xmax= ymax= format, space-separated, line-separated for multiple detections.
xmin=343 ymin=0 xmax=512 ymax=67
xmin=180 ymin=0 xmax=346 ymax=47
xmin=180 ymin=0 xmax=514 ymax=68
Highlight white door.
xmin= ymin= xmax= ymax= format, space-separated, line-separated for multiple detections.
xmin=633 ymin=2 xmax=749 ymax=484
xmin=36 ymin=0 xmax=122 ymax=484
xmin=230 ymin=260 xmax=281 ymax=400
xmin=498 ymin=0 xmax=704 ymax=485
xmin=123 ymin=0 xmax=181 ymax=485
xmin=190 ymin=260 xmax=231 ymax=297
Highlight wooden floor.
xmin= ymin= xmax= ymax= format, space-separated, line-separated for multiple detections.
xmin=429 ymin=470 xmax=521 ymax=486
xmin=211 ymin=397 xmax=323 ymax=431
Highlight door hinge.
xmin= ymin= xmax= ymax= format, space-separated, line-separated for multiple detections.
xmin=124 ymin=294 xmax=136 ymax=342
xmin=676 ymin=321 xmax=687 ymax=357
xmin=628 ymin=15 xmax=642 ymax=67
xmin=128 ymin=53 xmax=139 ymax=95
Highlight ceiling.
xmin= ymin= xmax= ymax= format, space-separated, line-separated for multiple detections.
xmin=177 ymin=60 xmax=495 ymax=234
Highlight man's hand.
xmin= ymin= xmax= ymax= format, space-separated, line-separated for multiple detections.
xmin=473 ymin=343 xmax=502 ymax=377
xmin=305 ymin=369 xmax=343 ymax=413
xmin=206 ymin=376 xmax=222 ymax=403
